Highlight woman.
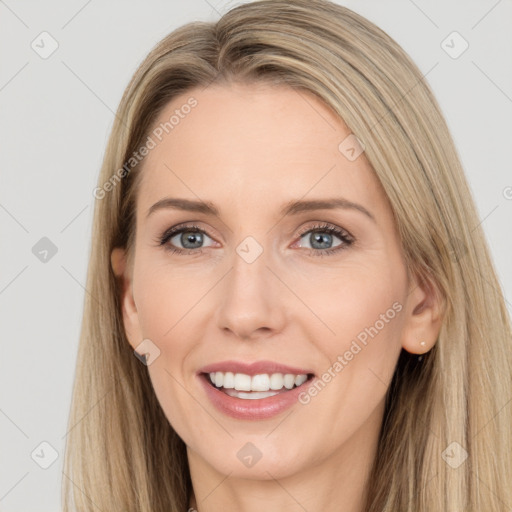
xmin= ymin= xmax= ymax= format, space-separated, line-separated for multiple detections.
xmin=62 ymin=1 xmax=512 ymax=510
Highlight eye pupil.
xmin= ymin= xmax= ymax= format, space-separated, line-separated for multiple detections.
xmin=311 ymin=232 xmax=332 ymax=249
xmin=182 ymin=231 xmax=203 ymax=249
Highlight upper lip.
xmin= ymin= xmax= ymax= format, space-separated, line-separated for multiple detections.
xmin=198 ymin=360 xmax=314 ymax=376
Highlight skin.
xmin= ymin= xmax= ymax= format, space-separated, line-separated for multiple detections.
xmin=111 ymin=82 xmax=442 ymax=512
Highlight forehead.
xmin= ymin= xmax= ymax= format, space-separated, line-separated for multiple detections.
xmin=136 ymin=82 xmax=386 ymax=219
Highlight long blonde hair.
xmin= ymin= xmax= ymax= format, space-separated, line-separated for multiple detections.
xmin=62 ymin=1 xmax=512 ymax=510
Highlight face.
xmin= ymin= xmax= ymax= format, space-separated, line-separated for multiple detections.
xmin=113 ymin=82 xmax=436 ymax=481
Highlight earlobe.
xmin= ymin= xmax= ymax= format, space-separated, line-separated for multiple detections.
xmin=401 ymin=273 xmax=444 ymax=355
xmin=110 ymin=247 xmax=142 ymax=350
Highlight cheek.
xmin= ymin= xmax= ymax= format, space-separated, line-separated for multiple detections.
xmin=288 ymin=258 xmax=405 ymax=349
xmin=292 ymin=259 xmax=405 ymax=412
xmin=132 ymin=261 xmax=217 ymax=442
xmin=293 ymin=265 xmax=405 ymax=436
xmin=133 ymin=259 xmax=215 ymax=341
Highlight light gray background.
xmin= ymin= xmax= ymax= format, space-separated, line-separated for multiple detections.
xmin=1 ymin=0 xmax=511 ymax=510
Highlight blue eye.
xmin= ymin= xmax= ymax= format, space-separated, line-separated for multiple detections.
xmin=169 ymin=229 xmax=212 ymax=250
xmin=158 ymin=224 xmax=214 ymax=254
xmin=299 ymin=229 xmax=342 ymax=250
xmin=295 ymin=223 xmax=354 ymax=257
xmin=156 ymin=222 xmax=354 ymax=257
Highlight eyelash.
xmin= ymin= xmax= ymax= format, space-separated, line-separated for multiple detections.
xmin=155 ymin=222 xmax=355 ymax=257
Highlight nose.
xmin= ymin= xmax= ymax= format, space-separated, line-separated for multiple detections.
xmin=215 ymin=245 xmax=286 ymax=340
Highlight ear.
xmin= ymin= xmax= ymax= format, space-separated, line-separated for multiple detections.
xmin=400 ymin=272 xmax=444 ymax=355
xmin=111 ymin=247 xmax=143 ymax=351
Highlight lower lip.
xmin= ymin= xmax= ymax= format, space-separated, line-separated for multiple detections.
xmin=198 ymin=373 xmax=313 ymax=420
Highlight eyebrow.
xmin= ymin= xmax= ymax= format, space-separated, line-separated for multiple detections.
xmin=146 ymin=197 xmax=375 ymax=222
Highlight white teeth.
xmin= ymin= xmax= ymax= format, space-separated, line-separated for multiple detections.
xmin=269 ymin=373 xmax=284 ymax=390
xmin=295 ymin=374 xmax=308 ymax=386
xmin=224 ymin=389 xmax=280 ymax=400
xmin=283 ymin=374 xmax=295 ymax=389
xmin=251 ymin=374 xmax=270 ymax=391
xmin=207 ymin=371 xmax=309 ymax=392
xmin=223 ymin=371 xmax=235 ymax=389
xmin=234 ymin=373 xmax=252 ymax=391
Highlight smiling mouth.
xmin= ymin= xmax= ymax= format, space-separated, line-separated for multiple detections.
xmin=202 ymin=371 xmax=315 ymax=400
